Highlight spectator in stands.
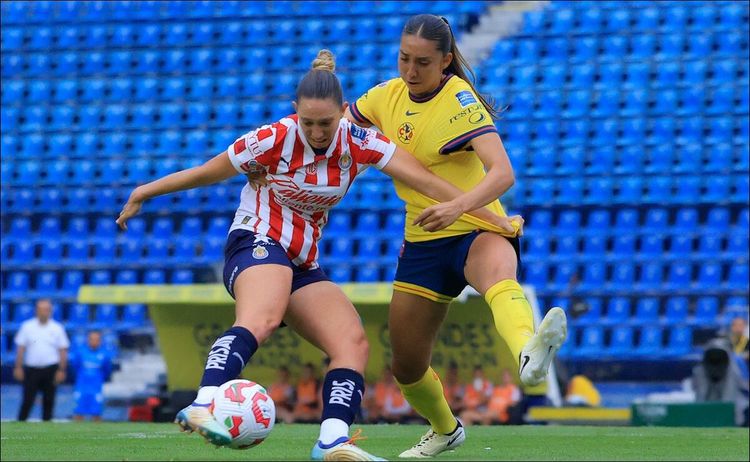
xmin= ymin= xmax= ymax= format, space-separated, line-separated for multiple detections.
xmin=441 ymin=362 xmax=465 ymax=415
xmin=365 ymin=365 xmax=413 ymax=423
xmin=343 ymin=13 xmax=567 ymax=457
xmin=268 ymin=365 xmax=295 ymax=424
xmin=118 ymin=48 xmax=514 ymax=460
xmin=13 ymin=298 xmax=70 ymax=421
xmin=70 ymin=330 xmax=113 ymax=422
xmin=485 ymin=368 xmax=522 ymax=425
xmin=692 ymin=338 xmax=749 ymax=426
xmin=458 ymin=365 xmax=492 ymax=425
xmin=292 ymin=362 xmax=321 ymax=423
xmin=564 ymin=374 xmax=601 ymax=407
xmin=728 ymin=316 xmax=749 ymax=369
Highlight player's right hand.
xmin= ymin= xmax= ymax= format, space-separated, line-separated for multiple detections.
xmin=13 ymin=366 xmax=23 ymax=382
xmin=246 ymin=172 xmax=269 ymax=190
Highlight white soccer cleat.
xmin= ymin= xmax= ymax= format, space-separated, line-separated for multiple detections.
xmin=311 ymin=429 xmax=387 ymax=461
xmin=519 ymin=306 xmax=567 ymax=387
xmin=398 ymin=421 xmax=465 ymax=458
xmin=174 ymin=403 xmax=232 ymax=447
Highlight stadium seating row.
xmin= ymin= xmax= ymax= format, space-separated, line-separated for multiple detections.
xmin=549 ymin=295 xmax=749 ymax=328
xmin=1 ymin=301 xmax=148 ymax=331
xmin=521 ymin=2 xmax=748 ymax=35
xmin=559 ymin=324 xmax=697 ymax=360
xmin=491 ymin=29 xmax=749 ymax=63
xmin=0 ymin=0 xmax=482 ymax=24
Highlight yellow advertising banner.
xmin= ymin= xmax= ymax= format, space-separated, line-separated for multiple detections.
xmin=80 ymin=284 xmax=520 ymax=389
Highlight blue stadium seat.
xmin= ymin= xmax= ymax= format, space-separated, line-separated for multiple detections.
xmin=550 ymin=262 xmax=577 ymax=292
xmin=61 ymin=270 xmax=85 ymax=298
xmin=583 ymin=235 xmax=606 ymax=258
xmin=171 ymin=269 xmax=194 ymax=285
xmin=143 ymin=267 xmax=167 ymax=285
xmin=524 ymin=263 xmax=549 ymax=288
xmin=574 ymin=298 xmax=603 ymax=326
xmin=579 ymin=261 xmax=606 ymax=292
xmin=355 ymin=264 xmax=380 ymax=283
xmin=697 ymin=235 xmax=723 ymax=258
xmin=526 ymin=236 xmax=550 ymax=261
xmin=328 ymin=264 xmax=352 ymax=284
xmin=633 ymin=298 xmax=660 ymax=326
xmin=4 ymin=271 xmax=30 ymax=299
xmin=11 ymin=302 xmax=36 ymax=327
xmin=38 ymin=240 xmax=63 ymax=265
xmin=9 ymin=241 xmax=35 ymax=265
xmin=727 ymin=234 xmax=749 ymax=259
xmin=664 ymin=326 xmax=693 ymax=357
xmin=642 ymin=208 xmax=669 ymax=233
xmin=668 ymin=235 xmax=694 ymax=259
xmin=611 ymin=235 xmax=636 ymax=260
xmin=695 ymin=262 xmax=722 ymax=288
xmin=634 ymin=325 xmax=664 ymax=358
xmin=643 ymin=176 xmax=673 ymax=204
xmin=90 ymin=270 xmax=112 ymax=285
xmin=603 ymin=297 xmax=631 ymax=325
xmin=727 ymin=264 xmax=749 ymax=291
xmin=639 ymin=235 xmax=664 ymax=259
xmin=610 ymin=262 xmax=636 ymax=291
xmin=691 ymin=296 xmax=719 ymax=326
xmin=575 ymin=326 xmax=604 ymax=358
xmin=92 ymin=304 xmax=118 ymax=329
xmin=607 ymin=326 xmax=635 ymax=357
xmin=34 ymin=271 xmax=59 ymax=297
xmin=638 ymin=262 xmax=664 ymax=292
xmin=120 ymin=304 xmax=148 ymax=330
xmin=614 ymin=177 xmax=643 ymax=204
xmin=664 ymin=296 xmax=689 ymax=324
xmin=115 ymin=270 xmax=138 ymax=285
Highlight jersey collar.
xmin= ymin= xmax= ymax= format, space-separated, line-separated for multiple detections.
xmin=296 ymin=118 xmax=345 ymax=160
xmin=408 ymin=73 xmax=454 ymax=103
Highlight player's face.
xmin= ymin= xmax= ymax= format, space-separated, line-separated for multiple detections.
xmin=399 ymin=34 xmax=452 ymax=96
xmin=294 ymin=98 xmax=346 ymax=149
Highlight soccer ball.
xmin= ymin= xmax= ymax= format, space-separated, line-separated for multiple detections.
xmin=210 ymin=379 xmax=276 ymax=449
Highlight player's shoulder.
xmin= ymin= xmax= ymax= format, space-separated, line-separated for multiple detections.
xmin=442 ymin=76 xmax=482 ymax=108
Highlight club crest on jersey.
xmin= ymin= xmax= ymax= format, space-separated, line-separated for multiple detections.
xmin=338 ymin=153 xmax=352 ymax=169
xmin=398 ymin=122 xmax=415 ymax=144
xmin=252 ymin=245 xmax=269 ymax=260
xmin=455 ymin=90 xmax=477 ymax=108
xmin=240 ymin=159 xmax=265 ymax=174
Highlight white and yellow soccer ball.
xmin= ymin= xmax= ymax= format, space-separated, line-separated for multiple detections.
xmin=210 ymin=379 xmax=276 ymax=449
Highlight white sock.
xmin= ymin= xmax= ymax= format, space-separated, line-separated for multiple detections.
xmin=195 ymin=386 xmax=218 ymax=405
xmin=318 ymin=418 xmax=349 ymax=446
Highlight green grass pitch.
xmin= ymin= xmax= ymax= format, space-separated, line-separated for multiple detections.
xmin=1 ymin=422 xmax=747 ymax=461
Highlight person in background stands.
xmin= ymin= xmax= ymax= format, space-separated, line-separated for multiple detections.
xmin=268 ymin=365 xmax=295 ymax=424
xmin=293 ymin=362 xmax=321 ymax=423
xmin=14 ymin=298 xmax=70 ymax=422
xmin=70 ymin=330 xmax=113 ymax=422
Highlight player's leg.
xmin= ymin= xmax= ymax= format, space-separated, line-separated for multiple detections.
xmin=176 ymin=264 xmax=292 ymax=446
xmin=390 ymin=291 xmax=466 ymax=458
xmin=464 ymin=232 xmax=567 ymax=387
xmin=284 ymin=280 xmax=384 ymax=461
xmin=91 ymin=392 xmax=104 ymax=422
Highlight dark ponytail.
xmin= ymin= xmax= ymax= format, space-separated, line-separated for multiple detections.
xmin=296 ymin=49 xmax=343 ymax=105
xmin=402 ymin=14 xmax=499 ymax=119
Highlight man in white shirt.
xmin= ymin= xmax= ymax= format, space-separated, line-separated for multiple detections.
xmin=13 ymin=298 xmax=70 ymax=421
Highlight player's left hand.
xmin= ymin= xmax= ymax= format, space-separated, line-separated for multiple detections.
xmin=246 ymin=172 xmax=269 ymax=190
xmin=54 ymin=369 xmax=66 ymax=385
xmin=413 ymin=200 xmax=464 ymax=232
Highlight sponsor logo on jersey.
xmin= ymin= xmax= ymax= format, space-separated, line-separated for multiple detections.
xmin=405 ymin=110 xmax=421 ymax=116
xmin=377 ymin=81 xmax=388 ymax=87
xmin=449 ymin=103 xmax=484 ymax=125
xmin=398 ymin=122 xmax=415 ymax=144
xmin=252 ymin=245 xmax=269 ymax=259
xmin=351 ymin=124 xmax=368 ymax=141
xmin=456 ymin=90 xmax=478 ymax=107
xmin=338 ymin=153 xmax=353 ymax=169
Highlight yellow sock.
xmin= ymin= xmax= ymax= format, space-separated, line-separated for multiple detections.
xmin=396 ymin=367 xmax=457 ymax=434
xmin=485 ymin=279 xmax=535 ymax=371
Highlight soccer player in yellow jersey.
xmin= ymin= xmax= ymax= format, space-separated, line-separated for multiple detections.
xmin=345 ymin=15 xmax=568 ymax=457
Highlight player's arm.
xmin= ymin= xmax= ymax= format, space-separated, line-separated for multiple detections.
xmin=381 ymin=146 xmax=519 ymax=233
xmin=344 ymin=106 xmax=373 ymax=128
xmin=117 ymin=151 xmax=236 ymax=230
xmin=412 ymin=132 xmax=519 ymax=232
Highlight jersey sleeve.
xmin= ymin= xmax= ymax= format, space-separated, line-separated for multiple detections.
xmin=13 ymin=323 xmax=28 ymax=347
xmin=56 ymin=324 xmax=70 ymax=349
xmin=435 ymin=86 xmax=498 ymax=155
xmin=226 ymin=121 xmax=288 ymax=174
xmin=349 ymin=79 xmax=394 ymax=128
xmin=348 ymin=123 xmax=397 ymax=170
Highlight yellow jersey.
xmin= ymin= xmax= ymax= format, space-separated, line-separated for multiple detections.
xmin=351 ymin=74 xmax=513 ymax=242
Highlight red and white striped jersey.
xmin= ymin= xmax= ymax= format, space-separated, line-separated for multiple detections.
xmin=226 ymin=114 xmax=396 ymax=269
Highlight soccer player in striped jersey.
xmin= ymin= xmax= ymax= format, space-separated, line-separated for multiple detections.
xmin=345 ymin=15 xmax=568 ymax=457
xmin=116 ymin=49 xmax=519 ymax=460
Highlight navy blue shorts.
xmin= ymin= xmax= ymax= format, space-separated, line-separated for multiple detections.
xmin=393 ymin=231 xmax=521 ymax=303
xmin=223 ymin=229 xmax=330 ymax=299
